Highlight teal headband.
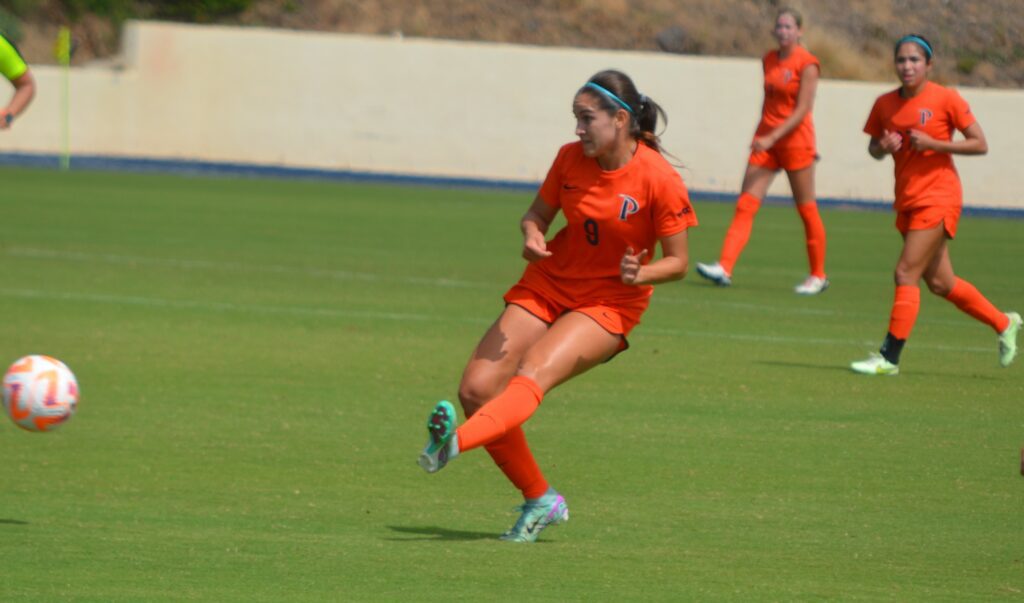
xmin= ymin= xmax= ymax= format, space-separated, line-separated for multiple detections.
xmin=584 ymin=82 xmax=635 ymax=115
xmin=896 ymin=35 xmax=932 ymax=59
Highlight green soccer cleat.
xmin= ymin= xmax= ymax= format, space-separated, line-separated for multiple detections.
xmin=499 ymin=490 xmax=569 ymax=543
xmin=999 ymin=312 xmax=1022 ymax=368
xmin=850 ymin=352 xmax=899 ymax=376
xmin=417 ymin=400 xmax=458 ymax=473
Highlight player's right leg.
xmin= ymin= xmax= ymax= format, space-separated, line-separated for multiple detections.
xmin=419 ymin=304 xmax=548 ymax=474
xmin=852 ymin=224 xmax=945 ymax=374
xmin=697 ymin=164 xmax=775 ymax=286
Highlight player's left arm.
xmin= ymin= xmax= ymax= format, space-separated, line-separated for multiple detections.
xmin=907 ymin=121 xmax=987 ymax=156
xmin=1 ymin=69 xmax=35 ymax=129
xmin=753 ymin=64 xmax=819 ymax=151
xmin=620 ymin=230 xmax=689 ymax=285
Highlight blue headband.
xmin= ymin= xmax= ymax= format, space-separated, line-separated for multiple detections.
xmin=897 ymin=35 xmax=932 ymax=59
xmin=584 ymin=82 xmax=635 ymax=115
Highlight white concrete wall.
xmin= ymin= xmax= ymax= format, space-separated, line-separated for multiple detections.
xmin=2 ymin=20 xmax=1022 ymax=208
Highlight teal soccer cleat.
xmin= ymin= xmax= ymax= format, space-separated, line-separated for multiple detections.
xmin=417 ymin=400 xmax=458 ymax=473
xmin=499 ymin=490 xmax=569 ymax=543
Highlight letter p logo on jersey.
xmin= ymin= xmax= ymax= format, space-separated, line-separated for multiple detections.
xmin=618 ymin=194 xmax=640 ymax=221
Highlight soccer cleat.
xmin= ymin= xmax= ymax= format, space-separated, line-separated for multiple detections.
xmin=417 ymin=400 xmax=458 ymax=473
xmin=499 ymin=490 xmax=569 ymax=543
xmin=999 ymin=311 xmax=1022 ymax=368
xmin=850 ymin=352 xmax=899 ymax=376
xmin=695 ymin=261 xmax=732 ymax=287
xmin=794 ymin=275 xmax=829 ymax=295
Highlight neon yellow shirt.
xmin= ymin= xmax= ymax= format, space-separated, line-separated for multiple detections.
xmin=0 ymin=34 xmax=28 ymax=81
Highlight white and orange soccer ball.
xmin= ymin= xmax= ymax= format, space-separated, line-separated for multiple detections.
xmin=2 ymin=355 xmax=79 ymax=432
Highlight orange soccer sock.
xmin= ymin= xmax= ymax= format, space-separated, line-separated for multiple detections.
xmin=718 ymin=192 xmax=762 ymax=275
xmin=888 ymin=285 xmax=921 ymax=340
xmin=484 ymin=427 xmax=550 ymax=500
xmin=944 ymin=277 xmax=1010 ymax=333
xmin=796 ymin=201 xmax=827 ymax=278
xmin=456 ymin=376 xmax=543 ymax=453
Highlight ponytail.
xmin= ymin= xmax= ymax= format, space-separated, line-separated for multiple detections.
xmin=580 ymin=70 xmax=669 ymax=155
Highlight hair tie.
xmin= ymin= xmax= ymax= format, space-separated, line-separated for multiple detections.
xmin=639 ymin=94 xmax=648 ymax=108
xmin=584 ymin=82 xmax=635 ymax=115
xmin=897 ymin=35 xmax=933 ymax=59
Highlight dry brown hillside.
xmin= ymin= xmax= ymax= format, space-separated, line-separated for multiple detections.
xmin=12 ymin=0 xmax=1024 ymax=88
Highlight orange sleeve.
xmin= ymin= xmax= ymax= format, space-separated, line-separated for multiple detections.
xmin=863 ymin=96 xmax=886 ymax=138
xmin=947 ymin=88 xmax=976 ymax=132
xmin=651 ymin=171 xmax=697 ymax=239
xmin=537 ymin=144 xmax=572 ymax=209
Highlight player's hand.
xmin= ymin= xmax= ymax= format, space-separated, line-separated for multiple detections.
xmin=0 ymin=109 xmax=12 ymax=130
xmin=878 ymin=129 xmax=903 ymax=153
xmin=907 ymin=129 xmax=936 ymax=151
xmin=620 ymin=246 xmax=649 ymax=285
xmin=522 ymin=231 xmax=552 ymax=262
xmin=750 ymin=135 xmax=775 ymax=153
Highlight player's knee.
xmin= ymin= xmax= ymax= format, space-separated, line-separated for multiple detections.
xmin=457 ymin=375 xmax=497 ymax=416
xmin=893 ymin=263 xmax=919 ymax=285
xmin=925 ymin=275 xmax=952 ymax=297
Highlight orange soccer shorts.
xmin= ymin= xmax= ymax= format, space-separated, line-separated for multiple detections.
xmin=503 ymin=269 xmax=648 ymax=351
xmin=748 ymin=146 xmax=817 ymax=172
xmin=895 ymin=204 xmax=961 ymax=239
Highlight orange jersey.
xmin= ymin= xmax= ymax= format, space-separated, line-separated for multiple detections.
xmin=529 ymin=141 xmax=697 ymax=305
xmin=864 ymin=81 xmax=976 ymax=210
xmin=756 ymin=45 xmax=820 ymax=150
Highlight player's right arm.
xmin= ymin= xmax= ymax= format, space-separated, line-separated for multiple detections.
xmin=521 ymin=194 xmax=558 ymax=262
xmin=868 ymin=129 xmax=903 ymax=159
xmin=0 ymin=35 xmax=34 ymax=129
xmin=1 ymin=70 xmax=35 ymax=129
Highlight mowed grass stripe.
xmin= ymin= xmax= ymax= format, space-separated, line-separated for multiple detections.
xmin=0 ymin=166 xmax=1022 ymax=601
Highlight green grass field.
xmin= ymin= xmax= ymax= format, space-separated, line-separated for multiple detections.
xmin=1 ymin=166 xmax=1022 ymax=601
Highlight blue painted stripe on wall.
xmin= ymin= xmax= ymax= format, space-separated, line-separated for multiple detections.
xmin=2 ymin=151 xmax=1022 ymax=218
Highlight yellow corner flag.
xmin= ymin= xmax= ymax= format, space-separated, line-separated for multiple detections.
xmin=56 ymin=26 xmax=71 ymax=169
xmin=55 ymin=26 xmax=71 ymax=65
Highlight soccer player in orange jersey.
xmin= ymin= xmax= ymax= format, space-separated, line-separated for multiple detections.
xmin=851 ymin=34 xmax=1020 ymax=375
xmin=417 ymin=70 xmax=698 ymax=542
xmin=695 ymin=7 xmax=828 ymax=294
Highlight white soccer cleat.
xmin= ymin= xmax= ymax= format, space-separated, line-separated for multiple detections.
xmin=999 ymin=312 xmax=1022 ymax=368
xmin=795 ymin=275 xmax=830 ymax=295
xmin=696 ymin=261 xmax=732 ymax=287
xmin=850 ymin=352 xmax=899 ymax=376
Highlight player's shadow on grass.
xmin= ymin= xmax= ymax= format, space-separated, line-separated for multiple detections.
xmin=756 ymin=360 xmax=852 ymax=373
xmin=757 ymin=359 xmax=1002 ymax=380
xmin=0 ymin=518 xmax=29 ymax=525
xmin=386 ymin=525 xmax=496 ymax=541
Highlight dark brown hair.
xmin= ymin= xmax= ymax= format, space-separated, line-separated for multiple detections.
xmin=579 ymin=69 xmax=668 ymax=154
xmin=777 ymin=7 xmax=803 ymax=27
xmin=894 ymin=33 xmax=933 ymax=64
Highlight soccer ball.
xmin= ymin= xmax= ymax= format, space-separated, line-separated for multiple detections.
xmin=2 ymin=355 xmax=79 ymax=432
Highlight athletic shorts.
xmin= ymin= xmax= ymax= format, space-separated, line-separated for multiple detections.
xmin=895 ymin=204 xmax=961 ymax=239
xmin=503 ymin=272 xmax=648 ymax=354
xmin=748 ymin=146 xmax=818 ymax=172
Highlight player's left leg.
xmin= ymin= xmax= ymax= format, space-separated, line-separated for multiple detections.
xmin=786 ymin=164 xmax=828 ymax=294
xmin=925 ymin=244 xmax=1019 ymax=366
